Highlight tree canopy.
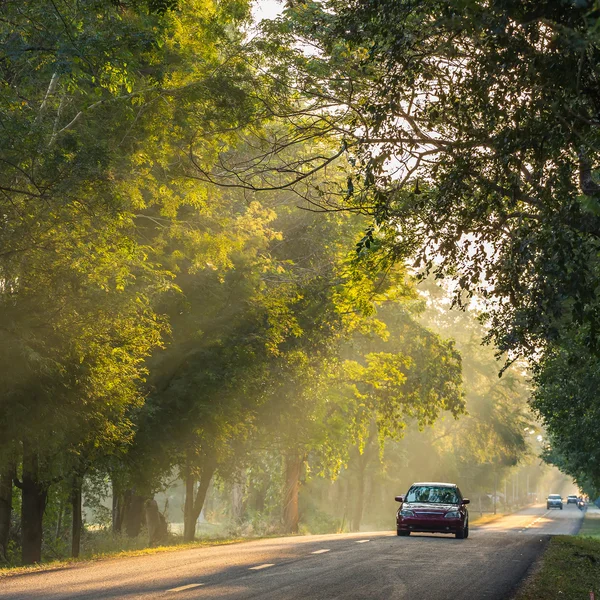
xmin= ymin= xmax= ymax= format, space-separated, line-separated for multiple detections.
xmin=209 ymin=0 xmax=600 ymax=493
xmin=0 ymin=0 xmax=578 ymax=566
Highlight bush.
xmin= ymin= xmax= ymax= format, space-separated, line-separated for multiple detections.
xmin=299 ymin=507 xmax=344 ymax=535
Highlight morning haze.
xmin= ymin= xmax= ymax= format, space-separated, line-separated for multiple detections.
xmin=0 ymin=1 xmax=597 ymax=598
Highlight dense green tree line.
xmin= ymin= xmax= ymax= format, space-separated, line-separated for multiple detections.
xmin=2 ymin=0 xmax=571 ymax=567
xmin=212 ymin=0 xmax=600 ymax=496
xmin=0 ymin=0 xmax=473 ymax=565
xmin=176 ymin=285 xmax=537 ymax=535
xmin=0 ymin=0 xmax=274 ymax=563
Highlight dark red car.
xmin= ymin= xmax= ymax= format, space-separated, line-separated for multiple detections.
xmin=395 ymin=482 xmax=470 ymax=539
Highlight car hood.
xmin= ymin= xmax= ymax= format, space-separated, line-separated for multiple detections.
xmin=402 ymin=502 xmax=460 ymax=512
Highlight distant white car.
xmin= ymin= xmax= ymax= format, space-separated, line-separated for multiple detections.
xmin=567 ymin=495 xmax=578 ymax=504
xmin=547 ymin=494 xmax=563 ymax=510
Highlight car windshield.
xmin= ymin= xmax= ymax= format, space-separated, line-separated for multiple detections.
xmin=405 ymin=485 xmax=460 ymax=504
xmin=548 ymin=495 xmax=561 ymax=499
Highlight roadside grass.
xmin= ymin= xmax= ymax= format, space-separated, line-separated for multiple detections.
xmin=470 ymin=512 xmax=506 ymax=526
xmin=0 ymin=535 xmax=268 ymax=580
xmin=515 ymin=507 xmax=600 ymax=600
xmin=514 ymin=536 xmax=600 ymax=600
xmin=578 ymin=506 xmax=600 ymax=537
xmin=0 ymin=518 xmax=288 ymax=578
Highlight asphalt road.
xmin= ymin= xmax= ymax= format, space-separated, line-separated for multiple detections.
xmin=0 ymin=503 xmax=584 ymax=600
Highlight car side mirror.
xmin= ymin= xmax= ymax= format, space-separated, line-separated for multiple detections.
xmin=462 ymin=498 xmax=470 ymax=505
xmin=395 ymin=495 xmax=404 ymax=503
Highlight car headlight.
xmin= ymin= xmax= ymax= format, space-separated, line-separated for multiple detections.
xmin=444 ymin=511 xmax=460 ymax=518
xmin=400 ymin=509 xmax=415 ymax=517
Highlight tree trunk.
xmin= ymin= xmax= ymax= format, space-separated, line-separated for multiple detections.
xmin=350 ymin=451 xmax=368 ymax=532
xmin=183 ymin=451 xmax=217 ymax=543
xmin=283 ymin=452 xmax=304 ymax=534
xmin=111 ymin=479 xmax=125 ymax=534
xmin=145 ymin=498 xmax=168 ymax=547
xmin=55 ymin=498 xmax=64 ymax=542
xmin=71 ymin=479 xmax=82 ymax=558
xmin=231 ymin=473 xmax=245 ymax=523
xmin=20 ymin=447 xmax=48 ymax=565
xmin=183 ymin=470 xmax=195 ymax=542
xmin=203 ymin=479 xmax=215 ymax=516
xmin=0 ymin=463 xmax=14 ymax=562
xmin=252 ymin=480 xmax=267 ymax=513
xmin=350 ymin=425 xmax=377 ymax=532
xmin=123 ymin=491 xmax=146 ymax=537
xmin=255 ymin=486 xmax=266 ymax=513
xmin=191 ymin=465 xmax=215 ymax=531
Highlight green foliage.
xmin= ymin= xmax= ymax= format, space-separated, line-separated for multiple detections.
xmin=0 ymin=0 xmax=526 ymax=562
xmin=244 ymin=0 xmax=600 ymax=495
xmin=514 ymin=536 xmax=600 ymax=600
xmin=533 ymin=328 xmax=600 ymax=495
xmin=251 ymin=0 xmax=600 ymax=358
xmin=418 ymin=281 xmax=533 ymax=467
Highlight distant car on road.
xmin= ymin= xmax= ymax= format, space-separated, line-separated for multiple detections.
xmin=395 ymin=482 xmax=470 ymax=539
xmin=547 ymin=494 xmax=563 ymax=509
xmin=567 ymin=495 xmax=578 ymax=504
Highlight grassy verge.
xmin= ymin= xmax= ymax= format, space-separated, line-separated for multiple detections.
xmin=0 ymin=535 xmax=270 ymax=580
xmin=514 ymin=536 xmax=600 ymax=600
xmin=515 ymin=507 xmax=600 ymax=600
xmin=470 ymin=512 xmax=507 ymax=526
xmin=578 ymin=507 xmax=600 ymax=537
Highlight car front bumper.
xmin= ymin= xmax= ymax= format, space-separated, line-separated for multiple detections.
xmin=397 ymin=517 xmax=463 ymax=534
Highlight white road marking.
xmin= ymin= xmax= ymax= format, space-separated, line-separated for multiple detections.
xmin=356 ymin=539 xmax=370 ymax=543
xmin=249 ymin=563 xmax=275 ymax=570
xmin=519 ymin=510 xmax=551 ymax=532
xmin=311 ymin=549 xmax=330 ymax=554
xmin=167 ymin=583 xmax=204 ymax=592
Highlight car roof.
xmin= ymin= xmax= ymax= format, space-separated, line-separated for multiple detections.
xmin=548 ymin=493 xmax=561 ymax=496
xmin=410 ymin=482 xmax=457 ymax=487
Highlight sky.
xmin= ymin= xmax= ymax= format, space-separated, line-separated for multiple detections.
xmin=252 ymin=0 xmax=284 ymax=22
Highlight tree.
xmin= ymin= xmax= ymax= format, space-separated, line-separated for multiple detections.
xmin=329 ymin=295 xmax=464 ymax=531
xmin=127 ymin=127 xmax=408 ymax=538
xmin=0 ymin=0 xmax=260 ymax=562
xmin=209 ymin=1 xmax=600 ymax=492
xmin=206 ymin=0 xmax=600 ymax=364
xmin=332 ymin=285 xmax=535 ymax=531
xmin=417 ymin=282 xmax=533 ymax=469
xmin=249 ymin=253 xmax=464 ymax=533
xmin=532 ymin=328 xmax=600 ymax=495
